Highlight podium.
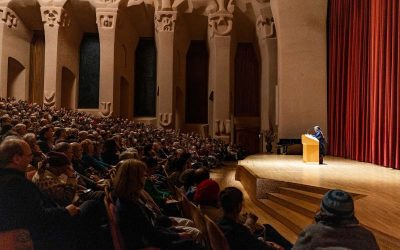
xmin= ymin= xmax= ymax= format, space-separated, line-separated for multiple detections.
xmin=301 ymin=134 xmax=319 ymax=163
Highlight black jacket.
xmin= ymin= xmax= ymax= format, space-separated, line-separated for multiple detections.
xmin=0 ymin=168 xmax=73 ymax=250
xmin=218 ymin=216 xmax=274 ymax=250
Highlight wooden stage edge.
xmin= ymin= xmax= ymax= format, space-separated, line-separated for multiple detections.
xmin=235 ymin=154 xmax=400 ymax=250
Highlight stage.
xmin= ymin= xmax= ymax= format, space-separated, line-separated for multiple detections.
xmin=235 ymin=154 xmax=400 ymax=249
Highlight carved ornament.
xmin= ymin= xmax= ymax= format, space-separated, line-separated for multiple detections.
xmin=154 ymin=11 xmax=177 ymax=32
xmin=215 ymin=119 xmax=231 ymax=136
xmin=208 ymin=12 xmax=233 ymax=38
xmin=216 ymin=0 xmax=234 ymax=13
xmin=44 ymin=91 xmax=56 ymax=107
xmin=100 ymin=102 xmax=113 ymax=117
xmin=0 ymin=7 xmax=18 ymax=28
xmin=41 ymin=7 xmax=70 ymax=27
xmin=256 ymin=15 xmax=276 ymax=40
xmin=96 ymin=10 xmax=117 ymax=29
xmin=159 ymin=113 xmax=172 ymax=127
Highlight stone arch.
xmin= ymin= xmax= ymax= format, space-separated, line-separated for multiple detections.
xmin=7 ymin=57 xmax=26 ymax=100
xmin=61 ymin=67 xmax=75 ymax=109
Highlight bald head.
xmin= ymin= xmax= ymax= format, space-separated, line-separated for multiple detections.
xmin=0 ymin=138 xmax=32 ymax=172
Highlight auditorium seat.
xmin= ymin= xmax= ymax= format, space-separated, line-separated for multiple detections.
xmin=0 ymin=229 xmax=34 ymax=250
xmin=104 ymin=197 xmax=125 ymax=250
xmin=104 ymin=196 xmax=160 ymax=250
xmin=204 ymin=214 xmax=230 ymax=250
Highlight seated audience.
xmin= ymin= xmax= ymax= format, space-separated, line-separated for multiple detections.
xmin=102 ymin=138 xmax=120 ymax=165
xmin=292 ymin=189 xmax=379 ymax=250
xmin=218 ymin=187 xmax=291 ymax=250
xmin=113 ymin=159 xmax=199 ymax=249
xmin=32 ymin=151 xmax=80 ymax=206
xmin=36 ymin=125 xmax=54 ymax=154
xmin=81 ymin=139 xmax=111 ymax=172
xmin=23 ymin=132 xmax=45 ymax=168
xmin=194 ymin=167 xmax=220 ymax=206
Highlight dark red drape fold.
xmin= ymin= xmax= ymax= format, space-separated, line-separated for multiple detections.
xmin=328 ymin=0 xmax=400 ymax=169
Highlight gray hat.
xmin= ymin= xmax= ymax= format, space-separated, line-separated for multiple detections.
xmin=321 ymin=189 xmax=354 ymax=218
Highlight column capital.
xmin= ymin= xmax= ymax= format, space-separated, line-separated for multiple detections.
xmin=0 ymin=7 xmax=18 ymax=28
xmin=154 ymin=10 xmax=177 ymax=33
xmin=41 ymin=6 xmax=71 ymax=28
xmin=256 ymin=14 xmax=276 ymax=40
xmin=90 ymin=0 xmax=123 ymax=9
xmin=208 ymin=12 xmax=233 ymax=39
xmin=96 ymin=8 xmax=118 ymax=29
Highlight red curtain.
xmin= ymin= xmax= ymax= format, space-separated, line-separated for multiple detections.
xmin=328 ymin=0 xmax=400 ymax=168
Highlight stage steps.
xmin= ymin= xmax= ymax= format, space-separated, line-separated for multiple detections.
xmin=259 ymin=185 xmax=323 ymax=235
xmin=265 ymin=192 xmax=320 ymax=218
xmin=278 ymin=187 xmax=323 ymax=204
xmin=234 ymin=163 xmax=400 ymax=249
xmin=260 ymin=186 xmax=400 ymax=250
xmin=260 ymin=184 xmax=368 ymax=234
xmin=258 ymin=197 xmax=313 ymax=235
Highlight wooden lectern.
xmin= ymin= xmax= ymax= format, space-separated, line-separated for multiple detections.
xmin=301 ymin=134 xmax=319 ymax=163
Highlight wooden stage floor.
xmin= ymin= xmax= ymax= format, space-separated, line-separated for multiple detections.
xmin=233 ymin=154 xmax=400 ymax=248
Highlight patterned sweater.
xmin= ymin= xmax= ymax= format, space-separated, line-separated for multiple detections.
xmin=32 ymin=170 xmax=79 ymax=206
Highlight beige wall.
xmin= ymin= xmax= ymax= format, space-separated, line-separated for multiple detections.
xmin=271 ymin=0 xmax=328 ymax=139
xmin=58 ymin=15 xmax=82 ymax=109
xmin=0 ymin=7 xmax=32 ymax=100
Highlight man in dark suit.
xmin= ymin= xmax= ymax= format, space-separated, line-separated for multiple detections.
xmin=0 ymin=137 xmax=80 ymax=250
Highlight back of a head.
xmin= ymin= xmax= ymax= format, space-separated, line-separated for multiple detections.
xmin=195 ymin=167 xmax=210 ymax=184
xmin=54 ymin=142 xmax=70 ymax=154
xmin=179 ymin=168 xmax=196 ymax=187
xmin=104 ymin=138 xmax=117 ymax=153
xmin=119 ymin=150 xmax=139 ymax=161
xmin=315 ymin=189 xmax=357 ymax=226
xmin=43 ymin=151 xmax=71 ymax=169
xmin=113 ymin=159 xmax=147 ymax=200
xmin=320 ymin=189 xmax=354 ymax=218
xmin=38 ymin=125 xmax=52 ymax=139
xmin=219 ymin=187 xmax=243 ymax=213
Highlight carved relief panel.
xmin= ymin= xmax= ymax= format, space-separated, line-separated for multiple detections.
xmin=256 ymin=15 xmax=276 ymax=40
xmin=41 ymin=7 xmax=70 ymax=27
xmin=159 ymin=113 xmax=172 ymax=127
xmin=44 ymin=91 xmax=56 ymax=107
xmin=154 ymin=11 xmax=177 ymax=32
xmin=208 ymin=12 xmax=233 ymax=38
xmin=0 ymin=7 xmax=18 ymax=28
xmin=96 ymin=12 xmax=117 ymax=29
xmin=100 ymin=101 xmax=113 ymax=117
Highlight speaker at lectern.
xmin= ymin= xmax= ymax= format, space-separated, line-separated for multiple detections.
xmin=301 ymin=134 xmax=319 ymax=163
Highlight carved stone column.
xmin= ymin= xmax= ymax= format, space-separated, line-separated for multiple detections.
xmin=154 ymin=10 xmax=177 ymax=128
xmin=256 ymin=14 xmax=277 ymax=150
xmin=41 ymin=6 xmax=71 ymax=107
xmin=207 ymin=11 xmax=233 ymax=141
xmin=0 ymin=6 xmax=29 ymax=99
xmin=96 ymin=8 xmax=118 ymax=117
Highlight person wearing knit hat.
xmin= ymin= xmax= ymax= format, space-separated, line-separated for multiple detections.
xmin=320 ymin=189 xmax=354 ymax=219
xmin=293 ymin=189 xmax=379 ymax=250
xmin=32 ymin=151 xmax=79 ymax=206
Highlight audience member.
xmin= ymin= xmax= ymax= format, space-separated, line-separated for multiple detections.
xmin=193 ymin=167 xmax=220 ymax=206
xmin=218 ymin=187 xmax=290 ymax=250
xmin=113 ymin=159 xmax=199 ymax=249
xmin=0 ymin=138 xmax=80 ymax=250
xmin=292 ymin=189 xmax=379 ymax=249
